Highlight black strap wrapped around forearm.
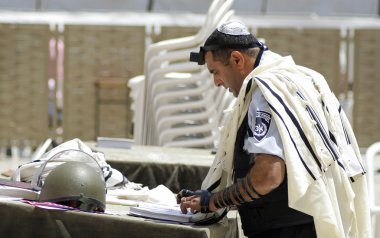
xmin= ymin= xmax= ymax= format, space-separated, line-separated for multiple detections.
xmin=199 ymin=190 xmax=212 ymax=213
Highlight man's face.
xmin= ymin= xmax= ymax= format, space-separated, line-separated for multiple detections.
xmin=204 ymin=51 xmax=244 ymax=97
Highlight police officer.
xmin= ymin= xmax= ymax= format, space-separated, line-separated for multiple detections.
xmin=178 ymin=21 xmax=317 ymax=238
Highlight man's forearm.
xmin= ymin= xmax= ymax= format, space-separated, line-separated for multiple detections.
xmin=211 ymin=173 xmax=263 ymax=209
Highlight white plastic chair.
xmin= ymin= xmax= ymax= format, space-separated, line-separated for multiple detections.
xmin=157 ymin=103 xmax=217 ymax=133
xmin=145 ymin=7 xmax=234 ymax=81
xmin=148 ymin=62 xmax=202 ymax=95
xmin=142 ymin=6 xmax=235 ymax=141
xmin=152 ymin=78 xmax=213 ymax=110
xmin=151 ymin=70 xmax=208 ymax=97
xmin=130 ymin=0 xmax=235 ymax=146
xmin=154 ymin=89 xmax=215 ymax=121
xmin=143 ymin=0 xmax=231 ymax=63
xmin=163 ymin=135 xmax=217 ymax=148
xmin=153 ymin=80 xmax=221 ymax=147
xmin=144 ymin=62 xmax=202 ymax=139
xmin=147 ymin=49 xmax=197 ymax=76
xmin=127 ymin=75 xmax=145 ymax=144
xmin=365 ymin=142 xmax=380 ymax=237
xmin=158 ymin=119 xmax=219 ymax=148
xmin=145 ymin=66 xmax=208 ymax=144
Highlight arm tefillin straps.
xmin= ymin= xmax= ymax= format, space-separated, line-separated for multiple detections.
xmin=199 ymin=190 xmax=212 ymax=213
xmin=213 ymin=180 xmax=245 ymax=208
xmin=242 ymin=177 xmax=256 ymax=201
xmin=233 ymin=181 xmax=245 ymax=204
xmin=223 ymin=188 xmax=232 ymax=206
xmin=246 ymin=175 xmax=263 ymax=198
xmin=183 ymin=174 xmax=264 ymax=211
xmin=212 ymin=175 xmax=264 ymax=208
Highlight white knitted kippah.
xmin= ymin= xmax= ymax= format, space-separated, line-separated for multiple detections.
xmin=217 ymin=21 xmax=250 ymax=36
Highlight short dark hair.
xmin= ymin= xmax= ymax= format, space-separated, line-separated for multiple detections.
xmin=211 ymin=48 xmax=259 ymax=65
xmin=190 ymin=26 xmax=262 ymax=65
xmin=205 ymin=30 xmax=260 ymax=64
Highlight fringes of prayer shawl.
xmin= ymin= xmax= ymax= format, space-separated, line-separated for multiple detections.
xmin=201 ymin=55 xmax=371 ymax=237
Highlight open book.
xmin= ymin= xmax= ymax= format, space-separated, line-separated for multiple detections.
xmin=129 ymin=202 xmax=194 ymax=224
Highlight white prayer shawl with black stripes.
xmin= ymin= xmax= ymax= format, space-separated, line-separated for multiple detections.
xmin=201 ymin=55 xmax=371 ymax=237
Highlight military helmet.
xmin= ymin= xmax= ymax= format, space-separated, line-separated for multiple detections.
xmin=38 ymin=161 xmax=106 ymax=212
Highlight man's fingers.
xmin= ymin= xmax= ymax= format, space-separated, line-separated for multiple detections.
xmin=180 ymin=200 xmax=190 ymax=214
xmin=180 ymin=196 xmax=200 ymax=214
xmin=180 ymin=197 xmax=191 ymax=213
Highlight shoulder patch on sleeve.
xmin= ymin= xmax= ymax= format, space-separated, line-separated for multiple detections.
xmin=254 ymin=111 xmax=272 ymax=141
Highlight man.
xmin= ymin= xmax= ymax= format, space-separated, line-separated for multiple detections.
xmin=178 ymin=21 xmax=370 ymax=238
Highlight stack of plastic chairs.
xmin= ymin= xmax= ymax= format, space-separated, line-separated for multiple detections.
xmin=129 ymin=0 xmax=235 ymax=148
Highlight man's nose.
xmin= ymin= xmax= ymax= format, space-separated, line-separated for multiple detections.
xmin=213 ymin=76 xmax=222 ymax=87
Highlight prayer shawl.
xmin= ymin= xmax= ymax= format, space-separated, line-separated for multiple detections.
xmin=201 ymin=55 xmax=371 ymax=237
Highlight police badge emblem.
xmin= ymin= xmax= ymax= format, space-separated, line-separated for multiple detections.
xmin=254 ymin=111 xmax=271 ymax=141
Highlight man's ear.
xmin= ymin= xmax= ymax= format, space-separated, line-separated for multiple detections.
xmin=230 ymin=51 xmax=244 ymax=68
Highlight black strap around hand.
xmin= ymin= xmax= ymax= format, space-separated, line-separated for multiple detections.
xmin=199 ymin=190 xmax=212 ymax=213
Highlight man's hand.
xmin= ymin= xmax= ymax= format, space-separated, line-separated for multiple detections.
xmin=179 ymin=195 xmax=201 ymax=214
xmin=178 ymin=189 xmax=219 ymax=214
xmin=176 ymin=189 xmax=198 ymax=204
